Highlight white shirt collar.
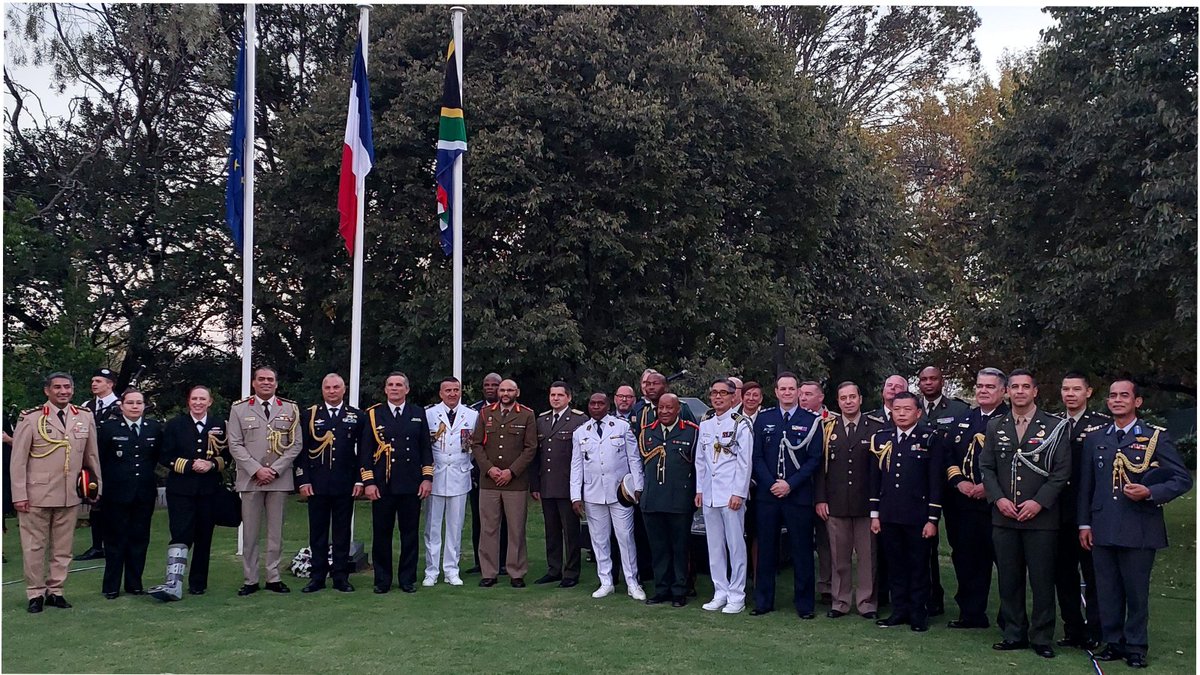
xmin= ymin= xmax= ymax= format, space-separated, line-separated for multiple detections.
xmin=779 ymin=405 xmax=798 ymax=417
xmin=191 ymin=415 xmax=207 ymax=426
xmin=99 ymin=393 xmax=119 ymax=406
xmin=896 ymin=423 xmax=917 ymax=439
xmin=123 ymin=416 xmax=141 ymax=427
xmin=925 ymin=395 xmax=943 ymax=410
xmin=1116 ymin=418 xmax=1138 ymax=434
xmin=257 ymin=396 xmax=274 ymax=406
xmin=390 ymin=402 xmax=405 ymax=416
xmin=327 ymin=402 xmax=343 ymax=414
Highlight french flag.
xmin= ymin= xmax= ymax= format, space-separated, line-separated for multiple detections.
xmin=338 ymin=34 xmax=375 ymax=256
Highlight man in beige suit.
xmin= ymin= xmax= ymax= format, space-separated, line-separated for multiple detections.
xmin=11 ymin=372 xmax=103 ymax=613
xmin=227 ymin=366 xmax=302 ymax=595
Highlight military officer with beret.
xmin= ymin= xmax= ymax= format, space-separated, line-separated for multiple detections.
xmin=980 ymin=369 xmax=1071 ymax=658
xmin=869 ymin=392 xmax=946 ymax=632
xmin=97 ymin=389 xmax=161 ymax=598
xmin=816 ymin=381 xmax=886 ymax=619
xmin=1079 ymin=379 xmax=1192 ymax=668
xmin=571 ymin=392 xmax=645 ymax=601
xmin=76 ymin=367 xmax=120 ymax=562
xmin=638 ymin=393 xmax=699 ymax=607
xmin=297 ymin=373 xmax=363 ymax=594
xmin=750 ymin=373 xmax=823 ymax=620
xmin=532 ymin=381 xmax=587 ymax=588
xmin=943 ymin=367 xmax=1009 ymax=629
xmin=228 ymin=365 xmax=303 ymax=596
xmin=423 ymin=376 xmax=477 ymax=587
xmin=360 ymin=372 xmax=433 ymax=594
xmin=11 ymin=372 xmax=103 ymax=613
xmin=150 ymin=385 xmax=229 ymax=601
xmin=697 ymin=379 xmax=754 ymax=615
xmin=470 ymin=379 xmax=538 ymax=587
xmin=1054 ymin=371 xmax=1107 ymax=648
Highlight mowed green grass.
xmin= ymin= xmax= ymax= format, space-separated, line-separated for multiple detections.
xmin=2 ymin=490 xmax=1194 ymax=674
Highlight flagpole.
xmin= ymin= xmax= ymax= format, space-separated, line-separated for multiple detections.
xmin=349 ymin=3 xmax=370 ymax=411
xmin=241 ymin=1 xmax=256 ymax=399
xmin=451 ymin=6 xmax=465 ymax=381
xmin=238 ymin=1 xmax=256 ymax=558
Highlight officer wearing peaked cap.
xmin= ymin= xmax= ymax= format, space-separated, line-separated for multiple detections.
xmin=76 ymin=367 xmax=120 ymax=562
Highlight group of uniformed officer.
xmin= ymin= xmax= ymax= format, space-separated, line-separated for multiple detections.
xmin=7 ymin=363 xmax=1191 ymax=669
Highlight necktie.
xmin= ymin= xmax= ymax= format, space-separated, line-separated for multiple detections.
xmin=58 ymin=410 xmax=66 ymax=427
xmin=330 ymin=407 xmax=340 ymax=418
xmin=898 ymin=431 xmax=907 ymax=444
xmin=447 ymin=409 xmax=456 ymax=425
xmin=1016 ymin=416 xmax=1028 ymax=440
xmin=262 ymin=399 xmax=271 ymax=420
xmin=1116 ymin=429 xmax=1126 ymax=444
xmin=1068 ymin=417 xmax=1077 ymax=436
xmin=847 ymin=421 xmax=857 ymax=436
xmin=130 ymin=422 xmax=140 ymax=438
xmin=594 ymin=423 xmax=603 ymax=438
xmin=552 ymin=412 xmax=561 ymax=427
xmin=783 ymin=411 xmax=791 ymax=425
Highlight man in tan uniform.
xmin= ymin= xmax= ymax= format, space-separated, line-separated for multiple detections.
xmin=470 ymin=379 xmax=537 ymax=587
xmin=11 ymin=372 xmax=103 ymax=613
xmin=227 ymin=366 xmax=302 ymax=595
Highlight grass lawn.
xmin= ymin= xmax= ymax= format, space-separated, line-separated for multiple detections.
xmin=2 ymin=490 xmax=1194 ymax=673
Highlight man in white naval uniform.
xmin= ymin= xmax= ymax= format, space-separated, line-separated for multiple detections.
xmin=696 ymin=378 xmax=754 ymax=614
xmin=570 ymin=392 xmax=645 ymax=601
xmin=423 ymin=377 xmax=478 ymax=586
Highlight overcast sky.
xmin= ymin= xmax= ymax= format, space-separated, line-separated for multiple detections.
xmin=4 ymin=5 xmax=1058 ymax=124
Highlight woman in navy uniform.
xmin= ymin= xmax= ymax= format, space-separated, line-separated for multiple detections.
xmin=97 ymin=389 xmax=162 ymax=598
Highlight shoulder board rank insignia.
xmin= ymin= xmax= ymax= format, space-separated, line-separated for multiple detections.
xmin=539 ymin=410 xmax=552 ymax=417
xmin=866 ymin=413 xmax=885 ymax=424
xmin=701 ymin=410 xmax=715 ymax=421
xmin=1149 ymin=424 xmax=1166 ymax=432
xmin=277 ymin=397 xmax=296 ymax=405
xmin=21 ymin=406 xmax=40 ymax=417
xmin=731 ymin=411 xmax=746 ymax=422
xmin=425 ymin=403 xmax=436 ymax=410
xmin=571 ymin=409 xmax=583 ymax=415
xmin=70 ymin=404 xmax=83 ymax=415
xmin=245 ymin=396 xmax=256 ymax=404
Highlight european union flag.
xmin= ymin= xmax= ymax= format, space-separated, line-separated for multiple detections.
xmin=225 ymin=37 xmax=247 ymax=252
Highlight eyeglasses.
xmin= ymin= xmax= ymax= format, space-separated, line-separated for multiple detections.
xmin=614 ymin=394 xmax=634 ymax=399
xmin=709 ymin=389 xmax=734 ymax=396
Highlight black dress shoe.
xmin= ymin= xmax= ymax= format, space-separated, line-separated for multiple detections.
xmin=127 ymin=589 xmax=145 ymax=596
xmin=45 ymin=594 xmax=72 ymax=609
xmin=948 ymin=619 xmax=989 ymax=629
xmin=876 ymin=614 xmax=908 ymax=627
xmin=861 ymin=611 xmax=878 ymax=620
xmin=333 ymin=581 xmax=355 ymax=593
xmin=74 ymin=547 xmax=105 ymax=561
xmin=464 ymin=565 xmax=481 ymax=574
xmin=400 ymin=584 xmax=416 ymax=593
xmin=826 ymin=609 xmax=846 ymax=619
xmin=302 ymin=581 xmax=325 ymax=593
xmin=645 ymin=595 xmax=670 ymax=605
xmin=910 ymin=621 xmax=929 ymax=632
xmin=798 ymin=612 xmax=815 ymax=620
xmin=510 ymin=578 xmax=526 ymax=588
xmin=238 ymin=583 xmax=260 ymax=596
xmin=1032 ymin=644 xmax=1055 ymax=658
xmin=478 ymin=578 xmax=496 ymax=588
xmin=671 ymin=596 xmax=687 ymax=608
xmin=749 ymin=607 xmax=773 ymax=616
xmin=265 ymin=581 xmax=290 ymax=594
xmin=534 ymin=574 xmax=562 ymax=585
xmin=188 ymin=588 xmax=206 ymax=596
xmin=27 ymin=597 xmax=44 ymax=613
xmin=558 ymin=578 xmax=578 ymax=589
xmin=1093 ymin=646 xmax=1125 ymax=662
xmin=992 ymin=640 xmax=1030 ymax=651
xmin=104 ymin=592 xmax=119 ymax=600
xmin=373 ymin=584 xmax=390 ymax=594
xmin=1126 ymin=653 xmax=1148 ymax=668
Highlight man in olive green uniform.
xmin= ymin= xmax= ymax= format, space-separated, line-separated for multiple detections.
xmin=470 ymin=379 xmax=538 ymax=587
xmin=227 ymin=366 xmax=303 ymax=595
xmin=638 ymin=394 xmax=699 ymax=607
xmin=10 ymin=372 xmax=103 ymax=612
xmin=979 ymin=369 xmax=1071 ymax=659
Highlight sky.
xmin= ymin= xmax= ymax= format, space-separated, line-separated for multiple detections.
xmin=3 ymin=5 xmax=1058 ymax=125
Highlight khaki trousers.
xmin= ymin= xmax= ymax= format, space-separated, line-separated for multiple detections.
xmin=240 ymin=491 xmax=287 ymax=584
xmin=19 ymin=506 xmax=78 ymax=599
xmin=827 ymin=515 xmax=877 ymax=614
xmin=479 ymin=489 xmax=528 ymax=579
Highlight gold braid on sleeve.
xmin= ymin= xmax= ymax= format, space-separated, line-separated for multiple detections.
xmin=869 ymin=437 xmax=893 ymax=473
xmin=1112 ymin=429 xmax=1161 ymax=493
xmin=34 ymin=414 xmax=73 ymax=475
xmin=368 ymin=407 xmax=394 ymax=483
xmin=307 ymin=407 xmax=334 ymax=461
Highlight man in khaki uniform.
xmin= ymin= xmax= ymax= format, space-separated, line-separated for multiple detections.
xmin=227 ymin=366 xmax=302 ymax=595
xmin=11 ymin=372 xmax=103 ymax=612
xmin=470 ymin=379 xmax=537 ymax=587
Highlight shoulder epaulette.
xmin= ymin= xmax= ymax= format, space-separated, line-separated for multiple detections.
xmin=760 ymin=406 xmax=778 ymax=413
xmin=234 ymin=397 xmax=253 ymax=407
xmin=365 ymin=403 xmax=382 ymax=411
xmin=538 ymin=410 xmax=552 ymax=417
xmin=700 ymin=410 xmax=715 ymax=421
xmin=70 ymin=404 xmax=85 ymax=415
xmin=571 ymin=408 xmax=583 ymax=415
xmin=731 ymin=411 xmax=746 ymax=422
xmin=277 ymin=397 xmax=296 ymax=405
xmin=681 ymin=420 xmax=700 ymax=430
xmin=1149 ymin=423 xmax=1167 ymax=432
xmin=20 ymin=406 xmax=40 ymax=417
xmin=513 ymin=403 xmax=526 ymax=413
xmin=425 ymin=403 xmax=437 ymax=410
xmin=1094 ymin=411 xmax=1112 ymax=419
xmin=866 ymin=413 xmax=885 ymax=424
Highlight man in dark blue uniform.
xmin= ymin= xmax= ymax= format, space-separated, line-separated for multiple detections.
xmin=360 ymin=372 xmax=433 ymax=594
xmin=77 ymin=367 xmax=121 ymax=562
xmin=943 ymin=367 xmax=1009 ymax=629
xmin=1054 ymin=371 xmax=1108 ymax=649
xmin=97 ymin=389 xmax=162 ymax=598
xmin=869 ymin=392 xmax=945 ymax=632
xmin=638 ymin=394 xmax=699 ymax=607
xmin=297 ymin=373 xmax=363 ymax=593
xmin=1079 ymin=379 xmax=1192 ymax=668
xmin=750 ymin=372 xmax=822 ymax=620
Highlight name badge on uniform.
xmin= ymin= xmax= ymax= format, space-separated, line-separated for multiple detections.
xmin=937 ymin=416 xmax=954 ymax=424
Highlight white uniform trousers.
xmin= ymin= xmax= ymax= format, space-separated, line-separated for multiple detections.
xmin=703 ymin=504 xmax=747 ymax=605
xmin=583 ymin=501 xmax=639 ymax=587
xmin=424 ymin=493 xmax=467 ymax=580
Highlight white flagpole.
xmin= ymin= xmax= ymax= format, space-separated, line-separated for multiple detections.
xmin=349 ymin=3 xmax=371 ymax=542
xmin=238 ymin=1 xmax=256 ymax=557
xmin=451 ymin=6 xmax=466 ymax=381
xmin=350 ymin=4 xmax=370 ymax=411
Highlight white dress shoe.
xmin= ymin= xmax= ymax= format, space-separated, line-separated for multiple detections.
xmin=445 ymin=576 xmax=463 ymax=586
xmin=722 ymin=602 xmax=745 ymax=614
xmin=422 ymin=577 xmax=438 ymax=587
xmin=627 ymin=584 xmax=647 ymax=601
xmin=702 ymin=595 xmax=728 ymax=611
xmin=592 ymin=585 xmax=615 ymax=599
